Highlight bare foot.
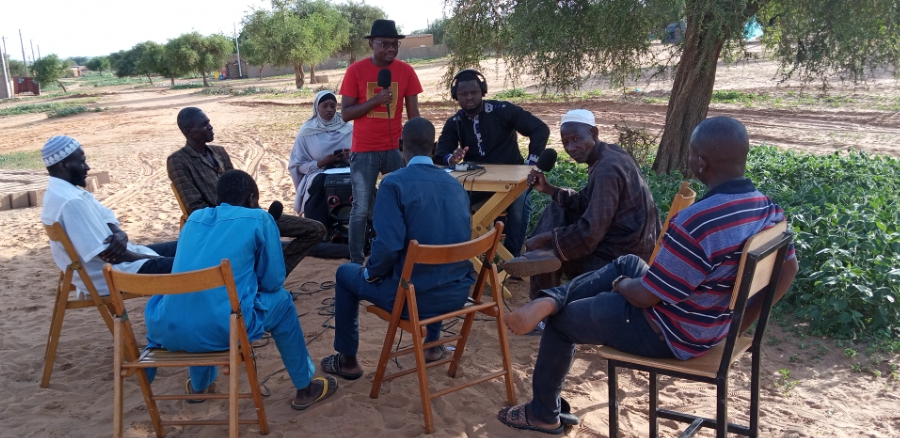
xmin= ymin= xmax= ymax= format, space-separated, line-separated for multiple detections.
xmin=505 ymin=298 xmax=556 ymax=335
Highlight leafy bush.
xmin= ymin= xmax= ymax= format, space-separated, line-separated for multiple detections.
xmin=528 ymin=145 xmax=900 ymax=339
xmin=494 ymin=88 xmax=532 ymax=100
xmin=0 ymin=151 xmax=44 ymax=169
xmin=170 ymin=83 xmax=206 ymax=90
xmin=46 ymin=106 xmax=104 ymax=118
xmin=0 ymin=98 xmax=100 ymax=117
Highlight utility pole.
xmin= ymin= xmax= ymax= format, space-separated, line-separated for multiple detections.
xmin=37 ymin=45 xmax=41 ymax=60
xmin=30 ymin=40 xmax=36 ymax=66
xmin=0 ymin=39 xmax=12 ymax=98
xmin=19 ymin=29 xmax=27 ymax=76
xmin=233 ymin=23 xmax=242 ymax=79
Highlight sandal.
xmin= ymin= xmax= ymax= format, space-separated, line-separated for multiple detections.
xmin=498 ymin=404 xmax=564 ymax=435
xmin=185 ymin=378 xmax=207 ymax=404
xmin=291 ymin=376 xmax=338 ymax=410
xmin=560 ymin=397 xmax=580 ymax=426
xmin=320 ymin=353 xmax=363 ymax=380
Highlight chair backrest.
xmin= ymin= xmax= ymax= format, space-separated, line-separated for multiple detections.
xmin=44 ymin=222 xmax=106 ymax=305
xmin=171 ymin=182 xmax=189 ymax=228
xmin=649 ymin=181 xmax=696 ymax=264
xmin=399 ymin=222 xmax=504 ymax=283
xmin=715 ymin=221 xmax=792 ymax=375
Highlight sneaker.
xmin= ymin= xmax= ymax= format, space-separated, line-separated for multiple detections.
xmin=501 ymin=250 xmax=562 ymax=278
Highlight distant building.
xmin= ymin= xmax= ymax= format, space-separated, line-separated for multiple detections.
xmin=406 ymin=34 xmax=434 ymax=48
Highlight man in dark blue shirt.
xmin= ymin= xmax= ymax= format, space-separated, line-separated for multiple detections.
xmin=321 ymin=118 xmax=476 ymax=380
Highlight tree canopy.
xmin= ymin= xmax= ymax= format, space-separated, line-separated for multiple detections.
xmin=85 ymin=56 xmax=111 ymax=73
xmin=4 ymin=54 xmax=26 ymax=77
xmin=337 ymin=1 xmax=387 ymax=64
xmin=164 ymin=32 xmax=233 ymax=87
xmin=241 ymin=0 xmax=349 ymax=89
xmin=445 ymin=0 xmax=900 ymax=175
xmin=32 ymin=54 xmax=71 ymax=92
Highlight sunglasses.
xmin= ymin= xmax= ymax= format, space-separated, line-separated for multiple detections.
xmin=374 ymin=40 xmax=401 ymax=49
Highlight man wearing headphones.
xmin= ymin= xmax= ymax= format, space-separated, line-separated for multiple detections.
xmin=436 ymin=70 xmax=550 ymax=258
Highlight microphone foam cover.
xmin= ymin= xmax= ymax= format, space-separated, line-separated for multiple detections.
xmin=377 ymin=68 xmax=392 ymax=89
xmin=536 ymin=148 xmax=558 ymax=173
xmin=268 ymin=200 xmax=283 ymax=222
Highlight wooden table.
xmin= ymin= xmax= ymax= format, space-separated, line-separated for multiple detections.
xmin=451 ymin=164 xmax=533 ymax=297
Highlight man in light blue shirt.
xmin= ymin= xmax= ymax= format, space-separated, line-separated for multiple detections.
xmin=144 ymin=170 xmax=337 ymax=410
xmin=320 ymin=117 xmax=475 ymax=380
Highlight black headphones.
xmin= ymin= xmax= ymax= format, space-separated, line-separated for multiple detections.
xmin=450 ymin=69 xmax=488 ymax=100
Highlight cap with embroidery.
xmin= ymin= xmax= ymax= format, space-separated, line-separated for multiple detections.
xmin=560 ymin=109 xmax=596 ymax=127
xmin=42 ymin=135 xmax=82 ymax=167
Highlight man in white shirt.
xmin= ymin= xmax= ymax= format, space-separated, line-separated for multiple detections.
xmin=40 ymin=136 xmax=177 ymax=297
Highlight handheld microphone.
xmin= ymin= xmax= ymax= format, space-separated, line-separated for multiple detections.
xmin=536 ymin=148 xmax=558 ymax=173
xmin=377 ymin=68 xmax=393 ymax=150
xmin=268 ymin=200 xmax=283 ymax=221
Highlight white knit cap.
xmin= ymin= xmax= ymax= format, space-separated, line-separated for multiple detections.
xmin=560 ymin=109 xmax=596 ymax=127
xmin=42 ymin=135 xmax=82 ymax=167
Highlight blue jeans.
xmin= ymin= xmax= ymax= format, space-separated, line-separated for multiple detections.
xmin=528 ymin=255 xmax=675 ymax=424
xmin=187 ymin=290 xmax=315 ymax=392
xmin=348 ymin=149 xmax=404 ymax=264
xmin=502 ymin=190 xmax=531 ymax=258
xmin=333 ymin=263 xmax=442 ymax=355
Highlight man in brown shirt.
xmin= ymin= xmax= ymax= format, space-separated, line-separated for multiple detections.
xmin=504 ymin=109 xmax=660 ymax=299
xmin=167 ymin=107 xmax=326 ymax=276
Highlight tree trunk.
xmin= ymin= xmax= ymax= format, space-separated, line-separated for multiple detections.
xmin=170 ymin=76 xmax=175 ymax=86
xmin=56 ymin=80 xmax=67 ymax=93
xmin=294 ymin=63 xmax=305 ymax=89
xmin=258 ymin=66 xmax=263 ymax=81
xmin=146 ymin=73 xmax=153 ymax=85
xmin=310 ymin=65 xmax=317 ymax=84
xmin=349 ymin=53 xmax=356 ymax=64
xmin=202 ymin=71 xmax=209 ymax=87
xmin=651 ymin=11 xmax=726 ymax=176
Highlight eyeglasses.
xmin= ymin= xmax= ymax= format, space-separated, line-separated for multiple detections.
xmin=374 ymin=40 xmax=401 ymax=49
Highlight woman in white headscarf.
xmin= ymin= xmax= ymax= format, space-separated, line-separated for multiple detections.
xmin=289 ymin=90 xmax=353 ymax=226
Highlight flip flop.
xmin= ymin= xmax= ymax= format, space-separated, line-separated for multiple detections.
xmin=185 ymin=378 xmax=206 ymax=404
xmin=498 ymin=404 xmax=564 ymax=435
xmin=320 ymin=353 xmax=364 ymax=380
xmin=291 ymin=376 xmax=338 ymax=410
xmin=560 ymin=397 xmax=580 ymax=426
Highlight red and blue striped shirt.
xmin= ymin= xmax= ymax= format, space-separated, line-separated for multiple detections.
xmin=641 ymin=178 xmax=796 ymax=360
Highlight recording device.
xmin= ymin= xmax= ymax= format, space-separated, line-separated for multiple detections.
xmin=268 ymin=200 xmax=283 ymax=221
xmin=455 ymin=162 xmax=483 ymax=171
xmin=536 ymin=148 xmax=558 ymax=173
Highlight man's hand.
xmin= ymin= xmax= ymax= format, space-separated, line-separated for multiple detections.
xmin=100 ymin=229 xmax=128 ymax=264
xmin=527 ymin=169 xmax=556 ymax=195
xmin=448 ymin=147 xmax=469 ymax=165
xmin=374 ymin=88 xmax=393 ymax=106
xmin=525 ymin=232 xmax=553 ymax=252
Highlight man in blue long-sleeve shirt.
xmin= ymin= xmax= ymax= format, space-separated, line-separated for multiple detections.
xmin=321 ymin=117 xmax=475 ymax=380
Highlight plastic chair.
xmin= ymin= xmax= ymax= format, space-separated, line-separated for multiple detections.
xmin=366 ymin=222 xmax=517 ymax=433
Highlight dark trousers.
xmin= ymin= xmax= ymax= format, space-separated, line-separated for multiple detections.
xmin=137 ymin=241 xmax=178 ymax=274
xmin=276 ymin=214 xmax=326 ymax=276
xmin=528 ymin=255 xmax=675 ymax=424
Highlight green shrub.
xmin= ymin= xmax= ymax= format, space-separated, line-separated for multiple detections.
xmin=528 ymin=145 xmax=900 ymax=339
xmin=494 ymin=88 xmax=532 ymax=100
xmin=0 ymin=150 xmax=44 ymax=169
xmin=170 ymin=83 xmax=206 ymax=90
xmin=46 ymin=106 xmax=104 ymax=118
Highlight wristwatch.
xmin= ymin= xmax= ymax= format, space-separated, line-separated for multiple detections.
xmin=612 ymin=275 xmax=629 ymax=291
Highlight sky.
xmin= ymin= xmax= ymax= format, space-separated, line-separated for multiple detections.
xmin=0 ymin=0 xmax=448 ymax=60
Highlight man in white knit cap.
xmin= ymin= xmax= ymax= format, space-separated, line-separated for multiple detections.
xmin=503 ymin=109 xmax=660 ymax=303
xmin=40 ymin=135 xmax=177 ymax=298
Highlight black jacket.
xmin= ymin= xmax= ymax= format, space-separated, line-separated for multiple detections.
xmin=435 ymin=100 xmax=550 ymax=166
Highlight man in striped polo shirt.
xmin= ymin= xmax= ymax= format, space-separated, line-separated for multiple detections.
xmin=497 ymin=116 xmax=799 ymax=434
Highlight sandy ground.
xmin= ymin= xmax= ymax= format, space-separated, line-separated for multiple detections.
xmin=1 ymin=52 xmax=899 ymax=437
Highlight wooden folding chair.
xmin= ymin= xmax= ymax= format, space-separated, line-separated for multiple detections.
xmin=366 ymin=222 xmax=517 ymax=434
xmin=649 ymin=181 xmax=696 ymax=264
xmin=598 ymin=221 xmax=793 ymax=438
xmin=40 ymin=222 xmax=140 ymax=388
xmin=104 ymin=260 xmax=269 ymax=438
xmin=171 ymin=182 xmax=189 ymax=228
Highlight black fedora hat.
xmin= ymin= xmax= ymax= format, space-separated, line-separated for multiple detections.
xmin=365 ymin=19 xmax=405 ymax=39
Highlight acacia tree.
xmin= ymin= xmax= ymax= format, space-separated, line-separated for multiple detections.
xmin=242 ymin=0 xmax=349 ymax=88
xmin=85 ymin=56 xmax=111 ymax=73
xmin=337 ymin=1 xmax=386 ymax=64
xmin=165 ymin=32 xmax=233 ymax=87
xmin=32 ymin=54 xmax=71 ymax=92
xmin=446 ymin=0 xmax=900 ymax=175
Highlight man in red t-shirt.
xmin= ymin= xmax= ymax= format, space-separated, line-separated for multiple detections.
xmin=340 ymin=19 xmax=423 ymax=263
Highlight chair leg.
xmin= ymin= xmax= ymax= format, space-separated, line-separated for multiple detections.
xmin=135 ymin=369 xmax=165 ymax=437
xmin=410 ymin=320 xmax=435 ymax=433
xmin=242 ymin=347 xmax=269 ymax=434
xmin=749 ymin=348 xmax=760 ymax=438
xmin=370 ymin=317 xmax=401 ymax=399
xmin=230 ymin=318 xmax=239 ymax=438
xmin=113 ymin=319 xmax=123 ymax=438
xmin=649 ymin=371 xmax=659 ymax=438
xmin=608 ymin=363 xmax=619 ymax=438
xmin=41 ymin=283 xmax=69 ymax=388
xmin=715 ymin=376 xmax=728 ymax=438
xmin=494 ymin=307 xmax=517 ymax=405
xmin=447 ymin=312 xmax=476 ymax=378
